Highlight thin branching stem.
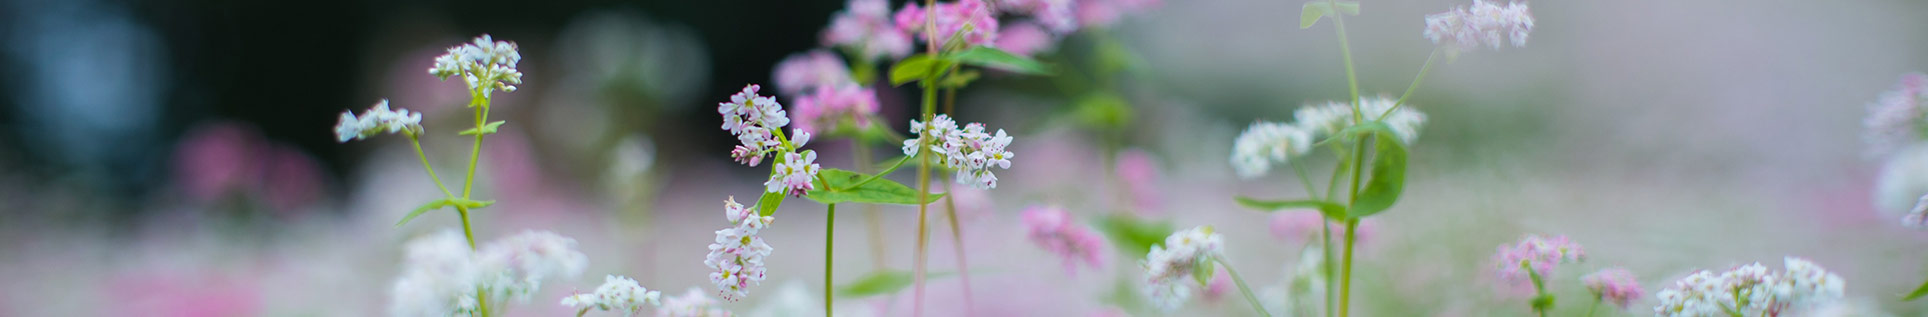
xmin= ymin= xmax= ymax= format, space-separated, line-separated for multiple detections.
xmin=1216 ymin=255 xmax=1274 ymax=317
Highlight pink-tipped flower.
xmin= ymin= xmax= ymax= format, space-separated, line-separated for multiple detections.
xmin=1020 ymin=206 xmax=1110 ymax=275
xmin=706 ymin=197 xmax=775 ymax=301
xmin=718 ymin=84 xmax=795 ymax=167
xmin=1864 ymin=72 xmax=1928 ymax=158
xmin=904 ymin=114 xmax=1016 ymax=189
xmin=1423 ymin=0 xmax=1534 ymax=53
xmin=790 ymin=84 xmax=881 ymax=135
xmin=772 ymin=50 xmax=853 ymax=95
xmin=1491 ymin=234 xmax=1584 ymax=290
xmin=1075 ymin=0 xmax=1161 ymax=29
xmin=1000 ymin=0 xmax=1079 ymax=33
xmin=994 ymin=22 xmax=1058 ymax=57
xmin=824 ymin=0 xmax=914 ymax=61
xmin=1582 ymin=268 xmax=1643 ymax=310
xmin=764 ymin=150 xmax=822 ymax=196
xmin=895 ymin=0 xmax=1000 ymax=49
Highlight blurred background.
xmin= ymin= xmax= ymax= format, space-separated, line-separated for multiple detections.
xmin=3 ymin=0 xmax=1928 ymax=315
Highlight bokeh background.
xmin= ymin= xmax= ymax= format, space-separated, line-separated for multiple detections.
xmin=3 ymin=0 xmax=1927 ymax=315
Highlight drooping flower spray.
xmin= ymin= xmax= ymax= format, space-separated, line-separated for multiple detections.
xmin=1227 ymin=1 xmax=1534 ymax=316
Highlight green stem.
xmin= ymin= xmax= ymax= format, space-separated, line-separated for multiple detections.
xmin=1327 ymin=0 xmax=1361 ymax=117
xmin=854 ymin=141 xmax=888 ymax=269
xmin=1289 ymin=159 xmax=1322 ymax=199
xmin=1215 ymin=255 xmax=1273 ymax=317
xmin=1321 ymin=222 xmax=1335 ymax=317
xmin=1378 ymin=48 xmax=1440 ymax=121
xmin=1338 ymin=219 xmax=1357 ymax=317
xmin=1584 ymin=296 xmax=1600 ymax=317
xmin=462 ymin=99 xmax=490 ymax=198
xmin=942 ymin=180 xmax=975 ymax=314
xmin=408 ymin=135 xmax=457 ymax=198
xmin=1526 ymin=262 xmax=1549 ymax=317
xmin=911 ymin=75 xmax=938 ymax=317
xmin=826 ymin=203 xmax=837 ymax=317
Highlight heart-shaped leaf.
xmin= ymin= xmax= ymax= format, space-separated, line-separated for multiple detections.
xmin=1347 ymin=131 xmax=1407 ymax=218
xmin=1234 ymin=196 xmax=1347 ymax=220
xmin=947 ymin=46 xmax=1051 ymax=75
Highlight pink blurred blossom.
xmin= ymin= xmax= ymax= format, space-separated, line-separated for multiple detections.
xmin=1490 ymin=234 xmax=1584 ymax=293
xmin=1113 ymin=149 xmax=1163 ymax=214
xmin=1201 ymin=267 xmax=1232 ymax=302
xmin=895 ymin=0 xmax=1000 ymax=48
xmin=772 ymin=50 xmax=853 ymax=95
xmin=171 ymin=122 xmax=326 ymax=216
xmin=1020 ymin=205 xmax=1109 ymax=275
xmin=1581 ymin=267 xmax=1643 ymax=310
xmin=108 ymin=272 xmax=261 ymax=317
xmin=1075 ymin=0 xmax=1160 ymax=29
xmin=994 ymin=22 xmax=1058 ymax=57
xmin=1000 ymin=0 xmax=1079 ymax=33
xmin=790 ymin=84 xmax=880 ymax=135
xmin=823 ymin=0 xmax=914 ymax=61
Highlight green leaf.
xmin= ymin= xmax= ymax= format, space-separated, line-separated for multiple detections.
xmin=1347 ymin=131 xmax=1408 ymax=218
xmin=1905 ymin=278 xmax=1928 ymax=300
xmin=1072 ymin=93 xmax=1133 ymax=130
xmin=837 ymin=270 xmax=956 ymax=298
xmin=1300 ymin=1 xmax=1361 ymax=29
xmin=1193 ymin=257 xmax=1216 ymax=286
xmin=1234 ymin=196 xmax=1347 ymax=219
xmin=947 ymin=46 xmax=1051 ymax=75
xmin=806 ymin=168 xmax=946 ymax=205
xmin=458 ymin=121 xmax=507 ymax=136
xmin=890 ymin=54 xmax=949 ymax=86
xmin=755 ymin=191 xmax=786 ymax=217
xmin=938 ymin=69 xmax=981 ymax=89
xmin=1094 ymin=213 xmax=1175 ymax=257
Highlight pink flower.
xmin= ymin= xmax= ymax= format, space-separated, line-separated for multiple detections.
xmin=895 ymin=0 xmax=1000 ymax=49
xmin=771 ymin=50 xmax=852 ymax=95
xmin=1423 ymin=0 xmax=1534 ymax=53
xmin=1865 ymin=72 xmax=1928 ymax=158
xmin=823 ymin=0 xmax=914 ymax=61
xmin=1202 ymin=268 xmax=1233 ymax=302
xmin=994 ymin=22 xmax=1058 ymax=57
xmin=1075 ymin=0 xmax=1161 ymax=29
xmin=765 ymin=150 xmax=821 ymax=197
xmin=1582 ymin=268 xmax=1643 ymax=310
xmin=790 ymin=84 xmax=881 ymax=134
xmin=1000 ymin=0 xmax=1079 ymax=33
xmin=1491 ymin=234 xmax=1584 ymax=290
xmin=1268 ymin=212 xmax=1376 ymax=245
xmin=1020 ymin=206 xmax=1109 ymax=275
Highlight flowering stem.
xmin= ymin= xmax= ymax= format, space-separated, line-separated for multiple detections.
xmin=1215 ymin=255 xmax=1274 ymax=317
xmin=1379 ymin=48 xmax=1440 ymax=121
xmin=826 ymin=203 xmax=837 ymax=317
xmin=911 ymin=77 xmax=938 ymax=317
xmin=942 ymin=180 xmax=975 ymax=314
xmin=1584 ymin=296 xmax=1600 ymax=317
xmin=1321 ymin=221 xmax=1335 ymax=317
xmin=1526 ymin=262 xmax=1549 ymax=317
xmin=462 ymin=95 xmax=493 ymax=316
xmin=408 ymin=135 xmax=457 ymax=199
xmin=1338 ymin=218 xmax=1358 ymax=317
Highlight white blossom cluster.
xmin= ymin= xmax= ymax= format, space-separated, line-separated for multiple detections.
xmin=1423 ymin=0 xmax=1534 ymax=53
xmin=1140 ymin=226 xmax=1226 ymax=311
xmin=658 ymin=287 xmax=734 ymax=317
xmin=334 ymin=99 xmax=423 ymax=143
xmin=705 ymin=197 xmax=775 ymax=302
xmin=903 ymin=114 xmax=1016 ymax=189
xmin=1653 ymin=257 xmax=1846 ymax=317
xmin=429 ymin=34 xmax=524 ymax=98
xmin=1864 ymin=73 xmax=1928 ymax=158
xmin=1232 ymin=97 xmax=1427 ymax=179
xmin=720 ymin=84 xmax=795 ymax=167
xmin=561 ymin=275 xmax=662 ymax=316
xmin=389 ymin=230 xmax=589 ymax=317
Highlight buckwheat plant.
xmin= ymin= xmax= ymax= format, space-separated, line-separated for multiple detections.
xmin=1863 ymin=72 xmax=1928 ymax=302
xmin=1490 ymin=235 xmax=1584 ymax=316
xmin=1652 ymin=257 xmax=1845 ymax=316
xmin=560 ymin=275 xmax=662 ymax=316
xmin=1228 ymin=0 xmax=1535 ymax=316
xmin=338 ymin=34 xmax=605 ymax=317
xmin=1581 ymin=268 xmax=1643 ymax=315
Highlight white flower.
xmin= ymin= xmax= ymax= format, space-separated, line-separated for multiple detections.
xmin=429 ymin=34 xmax=524 ymax=97
xmin=1864 ymin=73 xmax=1928 ymax=158
xmin=1293 ymin=98 xmax=1429 ymax=145
xmin=1653 ymin=257 xmax=1846 ymax=316
xmin=905 ymin=115 xmax=1017 ymax=189
xmin=1139 ymin=226 xmax=1226 ymax=311
xmin=1423 ymin=0 xmax=1534 ymax=53
xmin=764 ymin=150 xmax=821 ymax=196
xmin=387 ymin=229 xmax=589 ymax=317
xmin=1230 ymin=121 xmax=1313 ymax=179
xmin=659 ymin=287 xmax=733 ymax=317
xmin=707 ymin=197 xmax=775 ymax=302
xmin=562 ymin=275 xmax=663 ymax=316
xmin=720 ymin=84 xmax=802 ymax=167
xmin=335 ymin=99 xmax=423 ymax=143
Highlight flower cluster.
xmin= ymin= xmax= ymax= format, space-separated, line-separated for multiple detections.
xmin=334 ymin=99 xmax=423 ymax=143
xmin=1020 ymin=206 xmax=1109 ymax=275
xmin=1141 ymin=226 xmax=1227 ymax=311
xmin=1491 ymin=234 xmax=1584 ymax=288
xmin=823 ymin=0 xmax=914 ymax=61
xmin=705 ymin=197 xmax=775 ymax=301
xmin=1074 ymin=0 xmax=1162 ymax=29
xmin=895 ymin=0 xmax=1000 ymax=48
xmin=1582 ymin=268 xmax=1644 ymax=310
xmin=659 ymin=287 xmax=733 ymax=317
xmin=561 ymin=275 xmax=662 ymax=316
xmin=1423 ymin=0 xmax=1534 ymax=53
xmin=428 ymin=34 xmax=524 ymax=98
xmin=1000 ymin=0 xmax=1078 ymax=33
xmin=772 ymin=50 xmax=853 ymax=95
xmin=389 ymin=230 xmax=588 ymax=317
xmin=1653 ymin=257 xmax=1846 ymax=316
xmin=1864 ymin=72 xmax=1928 ymax=158
xmin=790 ymin=84 xmax=881 ymax=135
xmin=719 ymin=85 xmax=793 ymax=165
xmin=1232 ymin=97 xmax=1427 ymax=178
xmin=904 ymin=114 xmax=1016 ymax=189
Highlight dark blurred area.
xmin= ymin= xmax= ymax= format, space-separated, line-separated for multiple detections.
xmin=0 ymin=0 xmax=856 ymax=216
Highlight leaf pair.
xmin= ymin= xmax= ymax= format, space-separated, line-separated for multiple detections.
xmin=396 ymin=198 xmax=496 ymax=226
xmin=889 ymin=47 xmax=1052 ymax=86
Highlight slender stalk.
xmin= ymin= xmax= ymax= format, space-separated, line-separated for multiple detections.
xmin=1215 ymin=255 xmax=1273 ymax=317
xmin=911 ymin=79 xmax=938 ymax=317
xmin=1338 ymin=219 xmax=1358 ymax=317
xmin=854 ymin=141 xmax=888 ymax=269
xmin=826 ymin=203 xmax=837 ymax=317
xmin=1527 ymin=263 xmax=1549 ymax=317
xmin=461 ymin=95 xmax=494 ymax=315
xmin=1327 ymin=0 xmax=1361 ymax=116
xmin=1379 ymin=48 xmax=1441 ymax=121
xmin=409 ymin=136 xmax=457 ymax=198
xmin=1289 ymin=160 xmax=1322 ymax=200
xmin=942 ymin=181 xmax=974 ymax=314
xmin=1321 ymin=221 xmax=1334 ymax=317
xmin=1584 ymin=297 xmax=1600 ymax=317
